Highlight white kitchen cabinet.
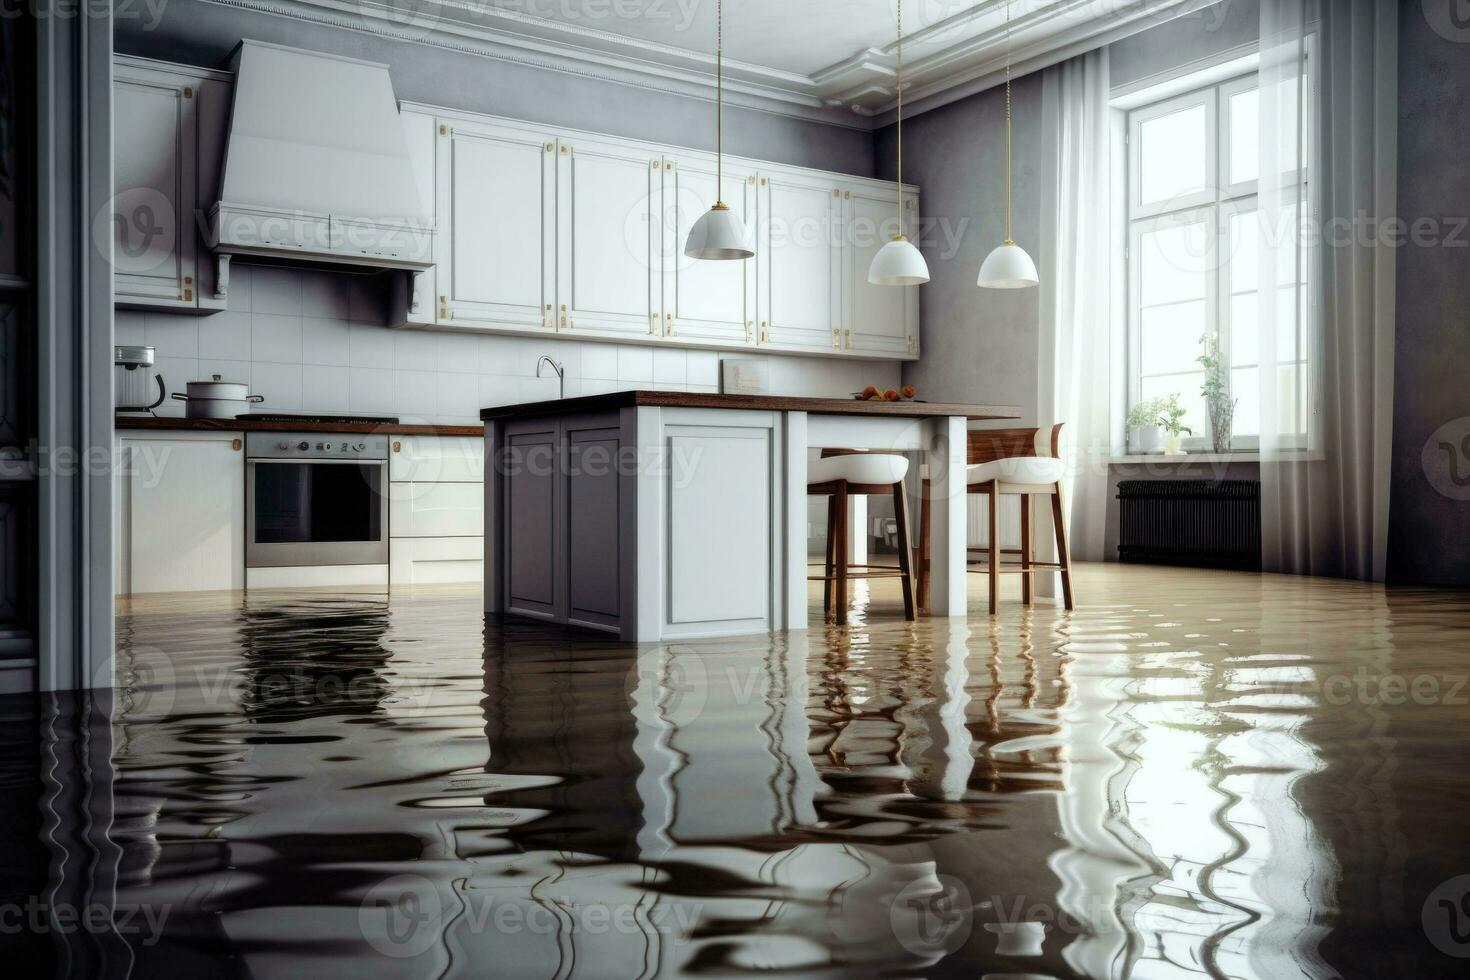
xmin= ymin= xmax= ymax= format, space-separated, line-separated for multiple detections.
xmin=556 ymin=135 xmax=662 ymax=340
xmin=113 ymin=58 xmax=231 ymax=313
xmin=388 ymin=482 xmax=485 ymax=538
xmin=390 ymin=537 xmax=484 ymax=586
xmin=841 ymin=184 xmax=920 ymax=358
xmin=757 ymin=171 xmax=843 ymax=354
xmin=435 ymin=117 xmax=557 ymax=331
xmin=115 ymin=432 xmax=245 ymax=594
xmin=388 ymin=434 xmax=484 ymax=586
xmin=660 ymin=155 xmax=758 ymax=347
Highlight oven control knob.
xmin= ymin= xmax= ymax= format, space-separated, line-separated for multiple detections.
xmin=297 ymin=441 xmax=309 ymax=451
xmin=277 ymin=441 xmax=290 ymax=451
xmin=321 ymin=442 xmax=332 ymax=451
xmin=355 ymin=443 xmax=366 ymax=452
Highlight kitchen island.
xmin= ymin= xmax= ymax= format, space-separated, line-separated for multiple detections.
xmin=481 ymin=391 xmax=1022 ymax=641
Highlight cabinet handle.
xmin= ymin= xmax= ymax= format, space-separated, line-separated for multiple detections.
xmin=844 ymin=328 xmax=851 ymax=348
xmin=392 ymin=442 xmax=402 ymax=453
xmin=440 ymin=125 xmax=449 ymax=136
xmin=231 ymin=438 xmax=242 ymax=451
xmin=183 ymin=288 xmax=192 ymax=301
xmin=546 ymin=143 xmax=554 ymax=152
xmin=183 ymin=86 xmax=193 ymax=99
xmin=833 ymin=328 xmax=841 ymax=348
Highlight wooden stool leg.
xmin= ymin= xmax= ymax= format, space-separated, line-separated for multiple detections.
xmin=834 ymin=482 xmax=850 ymax=626
xmin=1050 ymin=484 xmax=1075 ymax=611
xmin=892 ymin=479 xmax=915 ymax=622
xmin=1020 ymin=493 xmax=1033 ymax=605
xmin=824 ymin=493 xmax=837 ymax=621
xmin=986 ymin=483 xmax=1000 ymax=616
xmin=916 ymin=483 xmax=931 ymax=612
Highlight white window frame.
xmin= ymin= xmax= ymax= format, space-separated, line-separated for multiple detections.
xmin=1122 ymin=67 xmax=1316 ymax=455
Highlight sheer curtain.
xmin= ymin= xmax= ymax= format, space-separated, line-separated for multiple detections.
xmin=1040 ymin=48 xmax=1112 ymax=566
xmin=1257 ymin=0 xmax=1397 ymax=580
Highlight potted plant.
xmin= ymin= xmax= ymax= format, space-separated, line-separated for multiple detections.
xmin=1158 ymin=394 xmax=1192 ymax=455
xmin=1198 ymin=334 xmax=1237 ymax=453
xmin=1127 ymin=396 xmax=1166 ymax=454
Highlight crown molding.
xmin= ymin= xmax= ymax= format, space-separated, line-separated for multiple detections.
xmin=202 ymin=0 xmax=1211 ymax=131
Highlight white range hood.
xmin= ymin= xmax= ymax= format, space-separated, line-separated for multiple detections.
xmin=209 ymin=41 xmax=433 ymax=271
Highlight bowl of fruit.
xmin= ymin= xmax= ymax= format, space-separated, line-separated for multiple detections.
xmin=853 ymin=385 xmax=919 ymax=402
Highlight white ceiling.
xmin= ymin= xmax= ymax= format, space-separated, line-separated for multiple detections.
xmin=256 ymin=0 xmax=1218 ymax=127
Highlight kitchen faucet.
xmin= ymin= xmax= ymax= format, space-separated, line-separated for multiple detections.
xmin=536 ymin=355 xmax=565 ymax=400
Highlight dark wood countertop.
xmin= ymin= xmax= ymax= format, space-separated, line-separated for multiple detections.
xmin=480 ymin=390 xmax=1023 ymax=422
xmin=115 ymin=416 xmax=483 ymax=437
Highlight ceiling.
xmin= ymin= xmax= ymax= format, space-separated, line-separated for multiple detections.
xmin=245 ymin=0 xmax=1219 ymax=127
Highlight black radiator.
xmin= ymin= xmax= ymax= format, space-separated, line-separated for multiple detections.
xmin=1117 ymin=480 xmax=1261 ymax=570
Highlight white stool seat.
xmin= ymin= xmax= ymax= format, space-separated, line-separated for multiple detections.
xmin=967 ymin=456 xmax=1064 ymax=489
xmin=809 ymin=453 xmax=909 ymax=486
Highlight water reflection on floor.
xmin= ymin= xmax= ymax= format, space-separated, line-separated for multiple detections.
xmin=4 ymin=565 xmax=1470 ymax=978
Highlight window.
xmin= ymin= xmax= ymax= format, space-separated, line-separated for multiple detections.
xmin=1123 ymin=71 xmax=1312 ymax=452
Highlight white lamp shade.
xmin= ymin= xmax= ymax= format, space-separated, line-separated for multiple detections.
xmin=684 ymin=205 xmax=753 ymax=260
xmin=977 ymin=242 xmax=1039 ymax=288
xmin=868 ymin=237 xmax=930 ymax=285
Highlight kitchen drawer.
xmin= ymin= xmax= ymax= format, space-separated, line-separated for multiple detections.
xmin=390 ymin=435 xmax=485 ymax=483
xmin=390 ymin=536 xmax=483 ymax=586
xmin=387 ymin=481 xmax=484 ymax=537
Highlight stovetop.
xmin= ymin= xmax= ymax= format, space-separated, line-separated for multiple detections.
xmin=239 ymin=413 xmax=401 ymax=424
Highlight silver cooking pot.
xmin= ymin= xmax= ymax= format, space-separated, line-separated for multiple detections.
xmin=171 ymin=375 xmax=265 ymax=419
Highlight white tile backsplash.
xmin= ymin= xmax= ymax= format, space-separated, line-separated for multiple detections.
xmin=251 ymin=313 xmax=304 ymax=363
xmin=130 ymin=265 xmax=901 ymax=425
xmin=301 ymin=317 xmax=351 ymax=366
xmin=617 ymin=346 xmax=653 ymax=384
xmin=302 ymin=364 xmax=350 ymax=413
xmin=251 ymin=361 xmax=304 ymax=411
xmin=198 ymin=310 xmax=252 ymax=361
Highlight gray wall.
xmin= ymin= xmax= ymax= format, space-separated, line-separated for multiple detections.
xmin=874 ymin=73 xmax=1045 ymax=424
xmin=1109 ymin=0 xmax=1261 ymax=89
xmin=114 ymin=0 xmax=875 ymax=176
xmin=1387 ymin=0 xmax=1470 ymax=586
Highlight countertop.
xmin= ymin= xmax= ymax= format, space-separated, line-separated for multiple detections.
xmin=480 ymin=390 xmax=1023 ymax=422
xmin=115 ymin=416 xmax=483 ymax=437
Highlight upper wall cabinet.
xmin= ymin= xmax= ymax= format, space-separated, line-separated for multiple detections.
xmin=842 ymin=185 xmax=919 ymax=358
xmin=758 ymin=172 xmax=843 ymax=355
xmin=113 ymin=58 xmax=230 ymax=313
xmin=435 ymin=116 xmax=556 ymax=331
xmin=660 ymin=156 xmax=758 ymax=347
xmin=556 ymin=136 xmax=662 ymax=340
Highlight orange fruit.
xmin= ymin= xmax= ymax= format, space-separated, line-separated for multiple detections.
xmin=861 ymin=385 xmax=880 ymax=399
xmin=900 ymin=385 xmax=917 ymax=399
xmin=883 ymin=389 xmax=900 ymax=401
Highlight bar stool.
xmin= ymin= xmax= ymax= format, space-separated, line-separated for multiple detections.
xmin=808 ymin=451 xmax=916 ymax=626
xmin=917 ymin=424 xmax=1074 ymax=616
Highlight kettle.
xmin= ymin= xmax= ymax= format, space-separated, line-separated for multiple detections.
xmin=115 ymin=345 xmax=167 ymax=413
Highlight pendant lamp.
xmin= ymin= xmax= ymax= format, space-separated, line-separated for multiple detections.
xmin=978 ymin=0 xmax=1039 ymax=289
xmin=869 ymin=0 xmax=930 ymax=285
xmin=685 ymin=0 xmax=753 ymax=260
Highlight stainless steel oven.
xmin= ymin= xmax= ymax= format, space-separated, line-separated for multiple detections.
xmin=245 ymin=432 xmax=390 ymax=568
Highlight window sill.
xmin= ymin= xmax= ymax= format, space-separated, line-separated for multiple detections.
xmin=1109 ymin=451 xmax=1325 ymax=465
xmin=1110 ymin=453 xmax=1260 ymax=464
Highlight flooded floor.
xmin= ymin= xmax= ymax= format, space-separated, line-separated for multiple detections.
xmin=3 ymin=564 xmax=1470 ymax=978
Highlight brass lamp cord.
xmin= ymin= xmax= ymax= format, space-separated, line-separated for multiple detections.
xmin=714 ymin=0 xmax=726 ymax=210
xmin=1003 ymin=0 xmax=1015 ymax=246
xmin=895 ymin=0 xmax=905 ymax=240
